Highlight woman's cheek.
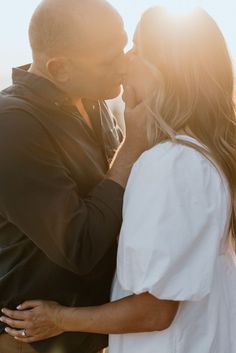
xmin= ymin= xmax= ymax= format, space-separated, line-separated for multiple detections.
xmin=126 ymin=72 xmax=147 ymax=103
xmin=129 ymin=78 xmax=155 ymax=103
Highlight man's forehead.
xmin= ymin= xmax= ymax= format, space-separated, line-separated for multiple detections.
xmin=83 ymin=29 xmax=127 ymax=64
xmin=41 ymin=0 xmax=126 ymax=61
xmin=79 ymin=20 xmax=127 ymax=56
xmin=30 ymin=0 xmax=126 ymax=57
xmin=97 ymin=29 xmax=127 ymax=51
xmin=85 ymin=14 xmax=125 ymax=45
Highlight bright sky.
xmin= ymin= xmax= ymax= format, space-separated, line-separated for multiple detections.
xmin=0 ymin=0 xmax=236 ymax=89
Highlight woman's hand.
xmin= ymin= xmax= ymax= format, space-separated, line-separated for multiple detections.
xmin=123 ymin=55 xmax=159 ymax=107
xmin=0 ymin=300 xmax=64 ymax=343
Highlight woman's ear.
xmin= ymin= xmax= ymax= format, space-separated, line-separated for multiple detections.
xmin=46 ymin=57 xmax=70 ymax=83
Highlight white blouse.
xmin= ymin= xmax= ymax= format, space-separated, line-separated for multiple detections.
xmin=109 ymin=136 xmax=236 ymax=353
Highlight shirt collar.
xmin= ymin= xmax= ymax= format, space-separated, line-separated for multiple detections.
xmin=12 ymin=64 xmax=74 ymax=110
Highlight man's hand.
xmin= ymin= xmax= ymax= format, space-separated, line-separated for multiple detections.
xmin=0 ymin=301 xmax=64 ymax=343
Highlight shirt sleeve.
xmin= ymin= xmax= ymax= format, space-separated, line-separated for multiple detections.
xmin=117 ymin=142 xmax=229 ymax=301
xmin=0 ymin=111 xmax=124 ymax=276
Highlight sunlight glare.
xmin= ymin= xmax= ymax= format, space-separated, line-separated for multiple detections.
xmin=165 ymin=2 xmax=197 ymax=17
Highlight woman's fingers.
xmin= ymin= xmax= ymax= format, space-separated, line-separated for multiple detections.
xmin=5 ymin=327 xmax=28 ymax=338
xmin=1 ymin=308 xmax=31 ymax=320
xmin=122 ymin=85 xmax=137 ymax=109
xmin=14 ymin=336 xmax=38 ymax=343
xmin=17 ymin=300 xmax=42 ymax=310
xmin=14 ymin=336 xmax=40 ymax=343
xmin=1 ymin=301 xmax=64 ymax=342
xmin=5 ymin=327 xmax=41 ymax=343
xmin=0 ymin=316 xmax=29 ymax=329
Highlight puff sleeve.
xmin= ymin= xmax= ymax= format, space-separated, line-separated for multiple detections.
xmin=117 ymin=142 xmax=229 ymax=301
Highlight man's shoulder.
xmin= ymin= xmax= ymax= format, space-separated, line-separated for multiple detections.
xmin=0 ymin=92 xmax=49 ymax=148
xmin=0 ymin=86 xmax=35 ymax=112
xmin=0 ymin=95 xmax=35 ymax=127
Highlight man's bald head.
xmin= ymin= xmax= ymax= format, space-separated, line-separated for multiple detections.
xmin=28 ymin=0 xmax=127 ymax=100
xmin=29 ymin=0 xmax=124 ymax=58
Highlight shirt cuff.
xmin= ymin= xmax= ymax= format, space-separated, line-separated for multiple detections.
xmin=89 ymin=179 xmax=124 ymax=220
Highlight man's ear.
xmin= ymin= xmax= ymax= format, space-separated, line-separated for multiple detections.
xmin=46 ymin=57 xmax=69 ymax=83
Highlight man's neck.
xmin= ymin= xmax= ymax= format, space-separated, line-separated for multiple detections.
xmin=28 ymin=64 xmax=52 ymax=82
xmin=29 ymin=64 xmax=93 ymax=130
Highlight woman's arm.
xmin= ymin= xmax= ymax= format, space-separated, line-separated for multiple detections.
xmin=0 ymin=294 xmax=179 ymax=343
xmin=59 ymin=293 xmax=178 ymax=333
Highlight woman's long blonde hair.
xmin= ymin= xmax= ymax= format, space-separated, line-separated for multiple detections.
xmin=138 ymin=7 xmax=236 ymax=246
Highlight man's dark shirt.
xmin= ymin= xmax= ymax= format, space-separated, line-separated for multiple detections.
xmin=0 ymin=65 xmax=124 ymax=353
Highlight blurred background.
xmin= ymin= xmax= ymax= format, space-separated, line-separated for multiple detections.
xmin=1 ymin=0 xmax=236 ymax=121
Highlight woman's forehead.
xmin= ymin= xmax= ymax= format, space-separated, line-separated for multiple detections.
xmin=132 ymin=22 xmax=141 ymax=46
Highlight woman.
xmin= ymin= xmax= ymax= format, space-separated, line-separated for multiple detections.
xmin=1 ymin=6 xmax=236 ymax=353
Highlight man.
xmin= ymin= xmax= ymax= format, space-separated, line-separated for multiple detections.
xmin=0 ymin=0 xmax=148 ymax=353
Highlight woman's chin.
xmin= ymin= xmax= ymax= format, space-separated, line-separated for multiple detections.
xmin=104 ymin=85 xmax=122 ymax=100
